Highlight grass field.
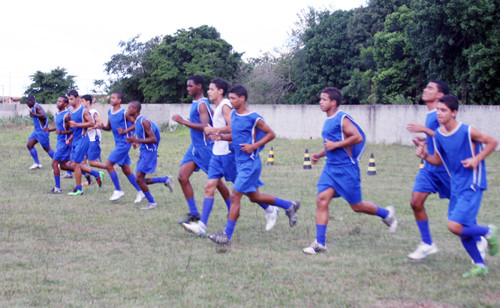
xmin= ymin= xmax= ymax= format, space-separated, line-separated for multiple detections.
xmin=1 ymin=124 xmax=499 ymax=307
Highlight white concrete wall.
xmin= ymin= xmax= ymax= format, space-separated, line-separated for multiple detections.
xmin=3 ymin=103 xmax=499 ymax=149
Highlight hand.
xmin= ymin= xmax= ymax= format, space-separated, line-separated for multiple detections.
xmin=69 ymin=121 xmax=77 ymax=128
xmin=208 ymin=131 xmax=221 ymax=141
xmin=204 ymin=124 xmax=215 ymax=135
xmin=172 ymin=114 xmax=184 ymax=124
xmin=412 ymin=136 xmax=426 ymax=147
xmin=462 ymin=157 xmax=479 ymax=169
xmin=324 ymin=138 xmax=336 ymax=151
xmin=43 ymin=127 xmax=49 ymax=132
xmin=408 ymin=123 xmax=425 ymax=133
xmin=311 ymin=153 xmax=321 ymax=165
xmin=415 ymin=143 xmax=427 ymax=159
xmin=239 ymin=143 xmax=255 ymax=153
xmin=118 ymin=127 xmax=125 ymax=134
xmin=126 ymin=136 xmax=135 ymax=144
xmin=132 ymin=142 xmax=139 ymax=149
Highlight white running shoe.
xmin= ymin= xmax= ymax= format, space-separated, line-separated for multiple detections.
xmin=382 ymin=206 xmax=398 ymax=233
xmin=265 ymin=206 xmax=279 ymax=231
xmin=109 ymin=190 xmax=125 ymax=201
xmin=164 ymin=175 xmax=174 ymax=193
xmin=140 ymin=203 xmax=157 ymax=210
xmin=303 ymin=239 xmax=328 ymax=255
xmin=29 ymin=163 xmax=42 ymax=170
xmin=62 ymin=173 xmax=73 ymax=179
xmin=471 ymin=236 xmax=488 ymax=264
xmin=182 ymin=221 xmax=206 ymax=236
xmin=134 ymin=191 xmax=145 ymax=204
xmin=408 ymin=242 xmax=438 ymax=260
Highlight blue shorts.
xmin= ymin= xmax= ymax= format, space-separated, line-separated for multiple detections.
xmin=136 ymin=150 xmax=157 ymax=174
xmin=87 ymin=138 xmax=101 ymax=161
xmin=29 ymin=130 xmax=51 ymax=148
xmin=233 ymin=158 xmax=264 ymax=194
xmin=413 ymin=169 xmax=450 ymax=199
xmin=53 ymin=141 xmax=71 ymax=162
xmin=107 ymin=143 xmax=132 ymax=166
xmin=448 ymin=186 xmax=482 ymax=226
xmin=180 ymin=144 xmax=212 ymax=173
xmin=317 ymin=163 xmax=362 ymax=204
xmin=71 ymin=136 xmax=89 ymax=164
xmin=207 ymin=152 xmax=237 ymax=182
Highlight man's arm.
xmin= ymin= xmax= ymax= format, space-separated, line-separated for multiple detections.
xmin=461 ymin=127 xmax=498 ymax=169
xmin=239 ymin=119 xmax=275 ymax=154
xmin=323 ymin=117 xmax=362 ymax=152
xmin=407 ymin=123 xmax=435 ymax=137
xmin=172 ymin=102 xmax=211 ymax=131
xmin=126 ymin=119 xmax=157 ymax=145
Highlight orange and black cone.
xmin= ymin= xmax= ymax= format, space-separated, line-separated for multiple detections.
xmin=267 ymin=147 xmax=275 ymax=165
xmin=303 ymin=149 xmax=312 ymax=169
xmin=367 ymin=153 xmax=376 ymax=176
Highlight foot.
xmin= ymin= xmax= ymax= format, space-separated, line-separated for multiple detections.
xmin=382 ymin=206 xmax=398 ymax=233
xmin=207 ymin=231 xmax=231 ymax=246
xmin=85 ymin=175 xmax=94 ymax=185
xmin=302 ymin=239 xmax=328 ymax=255
xmin=486 ymin=225 xmax=498 ymax=256
xmin=134 ymin=191 xmax=145 ymax=204
xmin=285 ymin=200 xmax=300 ymax=227
xmin=265 ymin=206 xmax=279 ymax=231
xmin=109 ymin=190 xmax=125 ymax=201
xmin=473 ymin=237 xmax=488 ymax=264
xmin=177 ymin=213 xmax=200 ymax=225
xmin=140 ymin=203 xmax=157 ymax=210
xmin=164 ymin=175 xmax=174 ymax=193
xmin=47 ymin=187 xmax=61 ymax=194
xmin=68 ymin=187 xmax=83 ymax=196
xmin=462 ymin=264 xmax=488 ymax=278
xmin=182 ymin=221 xmax=206 ymax=236
xmin=96 ymin=171 xmax=105 ymax=188
xmin=62 ymin=173 xmax=73 ymax=179
xmin=408 ymin=242 xmax=438 ymax=260
xmin=29 ymin=163 xmax=42 ymax=170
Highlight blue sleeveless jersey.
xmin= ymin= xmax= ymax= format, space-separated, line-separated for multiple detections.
xmin=135 ymin=115 xmax=160 ymax=152
xmin=69 ymin=105 xmax=87 ymax=140
xmin=434 ymin=123 xmax=487 ymax=192
xmin=55 ymin=109 xmax=70 ymax=144
xmin=231 ymin=110 xmax=267 ymax=163
xmin=189 ymin=98 xmax=213 ymax=147
xmin=322 ymin=111 xmax=366 ymax=166
xmin=32 ymin=102 xmax=48 ymax=131
xmin=423 ymin=110 xmax=446 ymax=173
xmin=108 ymin=108 xmax=133 ymax=145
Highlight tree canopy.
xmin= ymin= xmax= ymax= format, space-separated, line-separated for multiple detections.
xmin=24 ymin=67 xmax=76 ymax=104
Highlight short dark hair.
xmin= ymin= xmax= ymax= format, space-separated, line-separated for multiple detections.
xmin=67 ymin=90 xmax=79 ymax=97
xmin=321 ymin=87 xmax=342 ymax=105
xmin=59 ymin=95 xmax=69 ymax=104
xmin=81 ymin=94 xmax=93 ymax=104
xmin=229 ymin=85 xmax=248 ymax=101
xmin=111 ymin=91 xmax=124 ymax=101
xmin=430 ymin=80 xmax=449 ymax=95
xmin=26 ymin=95 xmax=35 ymax=103
xmin=188 ymin=75 xmax=205 ymax=88
xmin=438 ymin=95 xmax=459 ymax=112
xmin=210 ymin=78 xmax=229 ymax=97
xmin=129 ymin=101 xmax=141 ymax=113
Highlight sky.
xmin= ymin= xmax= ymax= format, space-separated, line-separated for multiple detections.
xmin=0 ymin=0 xmax=366 ymax=98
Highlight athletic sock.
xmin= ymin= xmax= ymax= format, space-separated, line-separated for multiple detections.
xmin=225 ymin=219 xmax=237 ymax=240
xmin=316 ymin=224 xmax=327 ymax=246
xmin=200 ymin=198 xmax=214 ymax=226
xmin=225 ymin=198 xmax=231 ymax=213
xmin=66 ymin=171 xmax=72 ymax=175
xmin=127 ymin=173 xmax=142 ymax=191
xmin=54 ymin=175 xmax=61 ymax=189
xmin=152 ymin=176 xmax=168 ymax=184
xmin=29 ymin=148 xmax=40 ymax=164
xmin=144 ymin=191 xmax=155 ymax=203
xmin=461 ymin=236 xmax=485 ymax=265
xmin=417 ymin=220 xmax=433 ymax=245
xmin=186 ymin=197 xmax=199 ymax=216
xmin=460 ymin=225 xmax=489 ymax=237
xmin=375 ymin=206 xmax=389 ymax=218
xmin=109 ymin=170 xmax=121 ymax=191
xmin=90 ymin=170 xmax=100 ymax=179
xmin=76 ymin=185 xmax=82 ymax=191
xmin=258 ymin=203 xmax=270 ymax=210
xmin=273 ymin=197 xmax=292 ymax=210
xmin=47 ymin=149 xmax=55 ymax=159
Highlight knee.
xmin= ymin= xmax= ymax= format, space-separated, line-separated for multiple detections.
xmin=316 ymin=196 xmax=329 ymax=211
xmin=177 ymin=173 xmax=189 ymax=184
xmin=447 ymin=222 xmax=462 ymax=235
xmin=349 ymin=202 xmax=364 ymax=213
xmin=410 ymin=199 xmax=424 ymax=212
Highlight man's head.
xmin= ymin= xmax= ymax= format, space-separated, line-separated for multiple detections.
xmin=67 ymin=90 xmax=79 ymax=107
xmin=81 ymin=94 xmax=93 ymax=108
xmin=319 ymin=87 xmax=342 ymax=113
xmin=208 ymin=78 xmax=229 ymax=102
xmin=110 ymin=91 xmax=123 ymax=106
xmin=437 ymin=94 xmax=459 ymax=124
xmin=187 ymin=75 xmax=205 ymax=98
xmin=56 ymin=95 xmax=69 ymax=110
xmin=228 ymin=85 xmax=248 ymax=109
xmin=422 ymin=80 xmax=449 ymax=103
xmin=26 ymin=95 xmax=35 ymax=108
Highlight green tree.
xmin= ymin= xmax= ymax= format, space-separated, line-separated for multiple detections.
xmin=140 ymin=25 xmax=243 ymax=103
xmin=24 ymin=67 xmax=76 ymax=104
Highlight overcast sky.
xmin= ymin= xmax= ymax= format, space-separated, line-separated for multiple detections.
xmin=1 ymin=0 xmax=366 ymax=98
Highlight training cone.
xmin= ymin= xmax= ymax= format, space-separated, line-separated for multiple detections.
xmin=303 ymin=149 xmax=312 ymax=170
xmin=267 ymin=147 xmax=275 ymax=165
xmin=419 ymin=159 xmax=424 ymax=169
xmin=367 ymin=153 xmax=376 ymax=176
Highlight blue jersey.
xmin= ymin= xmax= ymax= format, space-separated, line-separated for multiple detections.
xmin=231 ymin=110 xmax=267 ymax=163
xmin=423 ymin=110 xmax=446 ymax=173
xmin=108 ymin=108 xmax=133 ymax=145
xmin=189 ymin=98 xmax=213 ymax=147
xmin=134 ymin=115 xmax=160 ymax=152
xmin=434 ymin=123 xmax=487 ymax=192
xmin=69 ymin=105 xmax=87 ymax=141
xmin=31 ymin=102 xmax=48 ymax=131
xmin=322 ymin=111 xmax=366 ymax=166
xmin=55 ymin=109 xmax=70 ymax=145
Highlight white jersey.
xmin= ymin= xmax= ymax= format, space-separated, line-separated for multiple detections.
xmin=212 ymin=98 xmax=232 ymax=155
xmin=87 ymin=108 xmax=102 ymax=141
